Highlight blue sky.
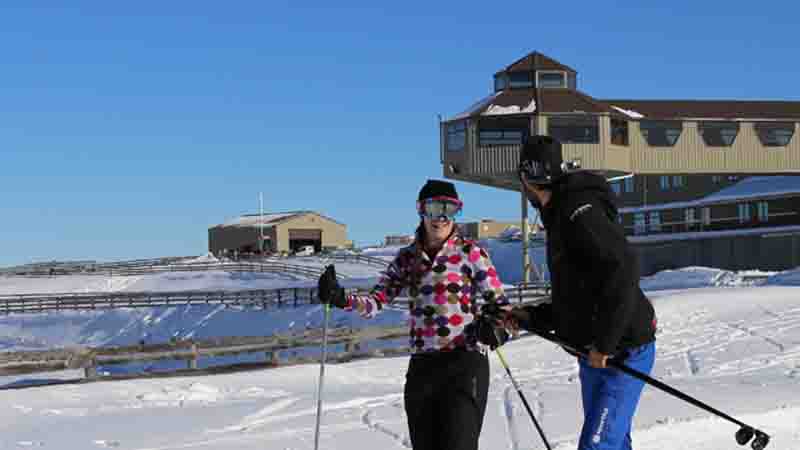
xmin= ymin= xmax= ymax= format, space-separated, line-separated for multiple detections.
xmin=2 ymin=2 xmax=798 ymax=265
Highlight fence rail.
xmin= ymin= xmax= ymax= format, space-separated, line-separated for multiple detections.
xmin=0 ymin=282 xmax=550 ymax=315
xmin=0 ymin=290 xmax=551 ymax=380
xmin=1 ymin=261 xmax=330 ymax=279
xmin=2 ymin=256 xmax=389 ymax=278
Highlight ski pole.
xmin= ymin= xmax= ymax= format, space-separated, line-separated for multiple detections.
xmin=495 ymin=348 xmax=552 ymax=450
xmin=527 ymin=329 xmax=770 ymax=450
xmin=313 ymin=302 xmax=331 ymax=450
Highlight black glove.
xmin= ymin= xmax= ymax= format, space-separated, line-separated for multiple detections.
xmin=317 ymin=265 xmax=348 ymax=308
xmin=476 ymin=303 xmax=510 ymax=350
xmin=510 ymin=303 xmax=553 ymax=333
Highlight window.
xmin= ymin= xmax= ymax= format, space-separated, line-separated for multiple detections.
xmin=685 ymin=208 xmax=696 ymax=228
xmin=537 ymin=71 xmax=566 ymax=88
xmin=757 ymin=201 xmax=769 ymax=222
xmin=478 ymin=129 xmax=524 ymax=146
xmin=447 ymin=121 xmax=466 ymax=151
xmin=640 ymin=120 xmax=683 ymax=146
xmin=548 ymin=116 xmax=600 ymax=144
xmin=712 ymin=175 xmax=722 ymax=184
xmin=699 ymin=121 xmax=740 ymax=146
xmin=738 ymin=203 xmax=752 ymax=224
xmin=494 ymin=74 xmax=509 ymax=92
xmin=755 ymin=122 xmax=795 ymax=147
xmin=624 ymin=177 xmax=635 ymax=193
xmin=611 ymin=182 xmax=621 ymax=196
xmin=728 ymin=175 xmax=739 ymax=182
xmin=659 ymin=176 xmax=670 ymax=190
xmin=649 ymin=212 xmax=662 ymax=232
xmin=672 ymin=175 xmax=685 ymax=188
xmin=508 ymin=72 xmax=534 ymax=89
xmin=701 ymin=207 xmax=711 ymax=226
xmin=611 ymin=119 xmax=629 ymax=146
xmin=634 ymin=213 xmax=646 ymax=235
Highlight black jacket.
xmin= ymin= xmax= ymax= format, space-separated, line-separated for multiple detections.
xmin=521 ymin=172 xmax=656 ymax=355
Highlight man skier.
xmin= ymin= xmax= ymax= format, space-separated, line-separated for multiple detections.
xmin=507 ymin=135 xmax=657 ymax=450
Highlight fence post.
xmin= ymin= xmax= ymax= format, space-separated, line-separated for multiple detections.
xmin=84 ymin=356 xmax=97 ymax=379
xmin=188 ymin=343 xmax=198 ymax=370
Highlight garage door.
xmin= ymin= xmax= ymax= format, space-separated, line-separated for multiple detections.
xmin=289 ymin=229 xmax=322 ymax=240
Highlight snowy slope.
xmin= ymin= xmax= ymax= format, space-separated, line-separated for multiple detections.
xmin=0 ymin=284 xmax=798 ymax=449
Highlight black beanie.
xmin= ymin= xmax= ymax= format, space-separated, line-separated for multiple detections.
xmin=418 ymin=179 xmax=459 ymax=202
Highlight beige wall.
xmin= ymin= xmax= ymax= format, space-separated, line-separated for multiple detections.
xmin=209 ymin=213 xmax=347 ymax=255
xmin=461 ymin=220 xmax=528 ymax=240
xmin=446 ymin=114 xmax=800 ymax=192
xmin=274 ymin=214 xmax=347 ymax=252
xmin=629 ymin=121 xmax=800 ymax=174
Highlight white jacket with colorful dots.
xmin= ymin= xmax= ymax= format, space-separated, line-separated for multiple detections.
xmin=345 ymin=236 xmax=509 ymax=353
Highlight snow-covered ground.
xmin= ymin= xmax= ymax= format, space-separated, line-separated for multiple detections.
xmin=1 ymin=245 xmax=799 ymax=449
xmin=0 ymin=283 xmax=798 ymax=449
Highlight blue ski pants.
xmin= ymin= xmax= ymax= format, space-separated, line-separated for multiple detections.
xmin=577 ymin=342 xmax=656 ymax=450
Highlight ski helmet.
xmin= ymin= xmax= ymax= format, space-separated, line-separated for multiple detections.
xmin=519 ymin=135 xmax=565 ymax=185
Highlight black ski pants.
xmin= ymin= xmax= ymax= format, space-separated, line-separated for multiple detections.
xmin=403 ymin=350 xmax=490 ymax=450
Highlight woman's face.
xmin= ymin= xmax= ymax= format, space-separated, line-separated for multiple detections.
xmin=423 ymin=215 xmax=454 ymax=242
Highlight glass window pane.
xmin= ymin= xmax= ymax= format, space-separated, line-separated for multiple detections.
xmin=447 ymin=121 xmax=466 ymax=151
xmin=611 ymin=119 xmax=629 ymax=146
xmin=699 ymin=122 xmax=740 ymax=147
xmin=548 ymin=116 xmax=600 ymax=144
xmin=755 ymin=122 xmax=796 ymax=147
xmin=624 ymin=177 xmax=634 ymax=193
xmin=509 ymin=72 xmax=533 ymax=89
xmin=537 ymin=72 xmax=566 ymax=88
xmin=640 ymin=121 xmax=683 ymax=147
xmin=634 ymin=213 xmax=646 ymax=234
xmin=479 ymin=129 xmax=524 ymax=146
xmin=494 ymin=75 xmax=508 ymax=92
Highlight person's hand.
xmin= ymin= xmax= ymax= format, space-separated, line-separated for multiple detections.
xmin=587 ymin=349 xmax=609 ymax=368
xmin=477 ymin=303 xmax=512 ymax=350
xmin=317 ymin=265 xmax=347 ymax=308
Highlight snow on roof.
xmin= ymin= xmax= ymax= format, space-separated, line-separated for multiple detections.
xmin=482 ymin=98 xmax=536 ymax=116
xmin=219 ymin=212 xmax=301 ymax=228
xmin=610 ymin=105 xmax=645 ymax=119
xmin=449 ymin=93 xmax=499 ymax=121
xmin=620 ymin=176 xmax=800 ymax=214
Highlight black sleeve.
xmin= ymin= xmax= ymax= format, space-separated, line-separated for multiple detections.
xmin=563 ymin=197 xmax=639 ymax=354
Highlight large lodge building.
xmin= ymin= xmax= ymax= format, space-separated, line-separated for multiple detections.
xmin=440 ymin=52 xmax=800 ymax=273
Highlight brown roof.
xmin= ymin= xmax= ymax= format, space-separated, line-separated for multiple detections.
xmin=452 ymin=88 xmax=622 ymax=120
xmin=601 ymin=99 xmax=800 ymax=120
xmin=497 ymin=51 xmax=577 ymax=75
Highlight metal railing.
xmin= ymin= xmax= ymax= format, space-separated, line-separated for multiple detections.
xmin=0 ymin=282 xmax=550 ymax=315
xmin=2 ymin=261 xmax=327 ymax=279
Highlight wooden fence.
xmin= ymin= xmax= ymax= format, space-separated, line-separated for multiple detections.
xmin=0 ymin=282 xmax=550 ymax=315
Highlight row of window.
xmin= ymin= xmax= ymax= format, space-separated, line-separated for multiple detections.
xmin=493 ymin=71 xmax=568 ymax=91
xmin=446 ymin=119 xmax=797 ymax=150
xmin=610 ymin=175 xmax=687 ymax=196
xmin=628 ymin=201 xmax=770 ymax=234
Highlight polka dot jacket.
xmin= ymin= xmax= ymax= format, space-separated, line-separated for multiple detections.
xmin=345 ymin=236 xmax=508 ymax=354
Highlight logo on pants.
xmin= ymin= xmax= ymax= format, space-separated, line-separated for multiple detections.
xmin=592 ymin=407 xmax=609 ymax=444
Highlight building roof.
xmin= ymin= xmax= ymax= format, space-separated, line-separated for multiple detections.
xmin=212 ymin=211 xmax=345 ymax=228
xmin=449 ymin=88 xmax=621 ymax=121
xmin=620 ymin=176 xmax=800 ymax=214
xmin=496 ymin=51 xmax=577 ymax=75
xmin=600 ymin=99 xmax=800 ymax=120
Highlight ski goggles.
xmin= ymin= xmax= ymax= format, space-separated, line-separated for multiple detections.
xmin=518 ymin=159 xmax=549 ymax=184
xmin=417 ymin=197 xmax=463 ymax=220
